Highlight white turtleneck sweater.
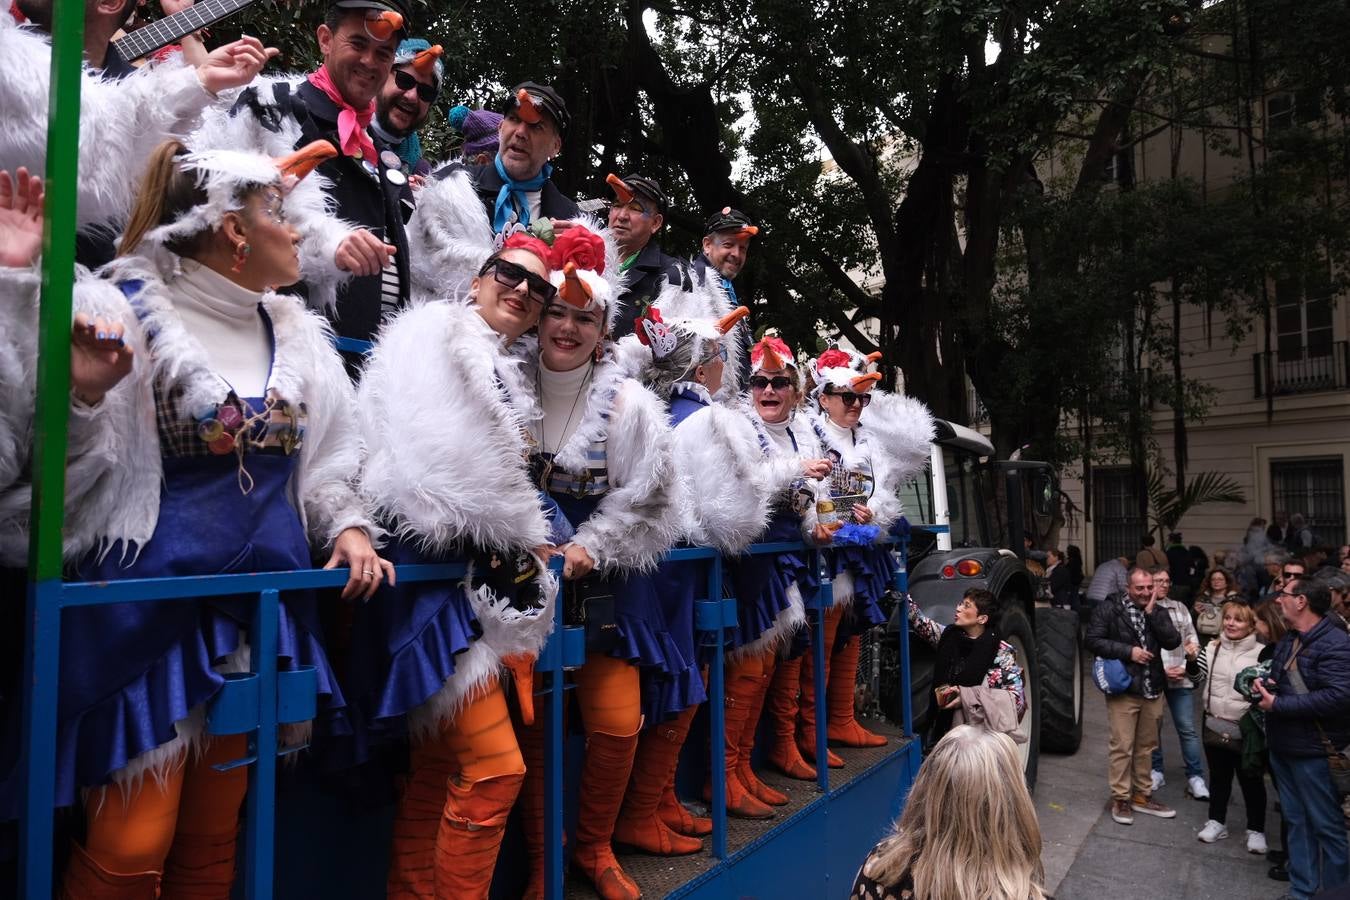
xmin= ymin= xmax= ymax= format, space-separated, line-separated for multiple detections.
xmin=169 ymin=260 xmax=271 ymax=398
xmin=819 ymin=416 xmax=858 ymax=456
xmin=534 ymin=360 xmax=593 ymax=454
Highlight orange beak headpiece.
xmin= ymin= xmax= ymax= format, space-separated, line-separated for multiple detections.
xmin=362 ymin=9 xmax=404 ymax=42
xmin=751 ymin=333 xmax=798 ymax=385
xmin=557 ymin=261 xmax=596 ymax=311
xmin=606 ymin=173 xmax=634 ymax=205
xmin=850 ymin=372 xmax=883 ymax=393
xmin=412 ymin=44 xmax=442 ymax=74
xmin=275 ymin=140 xmax=338 ymax=183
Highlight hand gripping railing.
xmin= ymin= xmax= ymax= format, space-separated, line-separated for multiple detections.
xmin=18 ymin=536 xmax=913 ymax=898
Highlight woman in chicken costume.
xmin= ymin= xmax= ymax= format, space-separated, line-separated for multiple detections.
xmin=352 ymin=227 xmax=559 ymax=898
xmin=0 ymin=141 xmax=383 ymax=897
xmin=514 ymin=223 xmax=681 ymax=900
xmin=796 ymin=347 xmax=933 ymax=768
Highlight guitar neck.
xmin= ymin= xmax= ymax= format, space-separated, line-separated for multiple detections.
xmin=112 ymin=0 xmax=255 ymax=63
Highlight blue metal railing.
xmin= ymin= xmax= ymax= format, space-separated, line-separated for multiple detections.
xmin=18 ymin=537 xmax=916 ymax=898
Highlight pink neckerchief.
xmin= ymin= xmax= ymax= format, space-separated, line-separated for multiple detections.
xmin=307 ymin=65 xmax=377 ymax=163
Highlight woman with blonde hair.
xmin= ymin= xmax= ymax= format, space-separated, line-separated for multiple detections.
xmin=851 ymin=725 xmax=1045 ymax=900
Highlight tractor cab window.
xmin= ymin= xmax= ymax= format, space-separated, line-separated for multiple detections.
xmin=945 ymin=452 xmax=987 ymax=548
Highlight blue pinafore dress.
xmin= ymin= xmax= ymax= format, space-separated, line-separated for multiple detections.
xmin=812 ymin=421 xmax=894 ymax=647
xmin=531 ymin=401 xmax=687 ymax=697
xmin=2 ymin=305 xmax=346 ymax=813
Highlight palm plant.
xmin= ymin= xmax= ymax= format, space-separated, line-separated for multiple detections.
xmin=1146 ymin=469 xmax=1246 ymax=541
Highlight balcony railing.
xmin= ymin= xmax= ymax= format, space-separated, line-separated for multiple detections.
xmin=1253 ymin=341 xmax=1349 ymax=398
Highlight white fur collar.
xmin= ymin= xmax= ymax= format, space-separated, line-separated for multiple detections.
xmin=104 ymin=256 xmax=309 ymax=412
xmin=522 ymin=351 xmax=629 ymax=473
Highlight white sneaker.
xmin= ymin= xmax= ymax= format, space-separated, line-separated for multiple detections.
xmin=1197 ymin=820 xmax=1228 ymax=843
xmin=1246 ymin=830 xmax=1268 ymax=854
xmin=1187 ymin=776 xmax=1210 ymax=800
xmin=1150 ymin=769 xmax=1165 ymax=792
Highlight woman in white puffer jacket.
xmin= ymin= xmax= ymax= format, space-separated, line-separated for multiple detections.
xmin=1193 ymin=601 xmax=1267 ymax=853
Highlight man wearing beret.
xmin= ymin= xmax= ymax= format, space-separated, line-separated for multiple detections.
xmin=437 ymin=81 xmax=580 ymax=231
xmin=692 ymin=206 xmax=758 ymax=381
xmin=606 ymin=173 xmax=685 ymax=340
xmin=221 ymin=0 xmax=414 ymax=357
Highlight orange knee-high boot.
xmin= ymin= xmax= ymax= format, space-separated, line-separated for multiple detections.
xmin=735 ymin=652 xmax=788 ymax=806
xmin=61 ymin=842 xmax=164 ymax=900
xmin=387 ymin=724 xmax=460 ymax=899
xmin=657 ymin=770 xmax=712 ymax=837
xmin=70 ymin=757 xmax=187 ymax=898
xmin=613 ymin=703 xmax=703 ymax=856
xmin=162 ymin=734 xmax=249 ymax=899
xmin=704 ymin=656 xmax=774 ymax=819
xmin=797 ymin=608 xmax=844 ymax=769
xmin=765 ymin=656 xmax=816 ymax=781
xmin=827 ymin=635 xmax=887 ymax=748
xmin=572 ymin=654 xmax=643 ymax=900
xmin=515 ymin=712 xmax=549 ymax=900
xmin=434 ymin=682 xmax=526 ymax=899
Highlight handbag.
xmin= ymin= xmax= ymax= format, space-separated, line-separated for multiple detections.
xmin=565 ymin=575 xmax=619 ymax=655
xmin=1202 ymin=651 xmax=1242 ymax=748
xmin=1092 ymin=656 xmax=1132 ymax=695
xmin=1194 ymin=600 xmax=1221 ymax=637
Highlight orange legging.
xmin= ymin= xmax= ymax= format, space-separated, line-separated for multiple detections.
xmin=84 ymin=733 xmax=249 ymax=875
xmin=573 ymin=653 xmax=642 ymax=735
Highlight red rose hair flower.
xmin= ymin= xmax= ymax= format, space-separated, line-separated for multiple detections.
xmin=548 ymin=227 xmax=606 ymax=275
xmin=816 ymin=348 xmax=853 ymax=372
xmin=501 ymin=233 xmax=552 ymax=266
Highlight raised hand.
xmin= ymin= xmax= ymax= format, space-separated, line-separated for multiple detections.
xmin=0 ymin=168 xmax=45 ymax=268
xmin=195 ymin=36 xmax=279 ymax=95
xmin=71 ymin=313 xmax=134 ymax=406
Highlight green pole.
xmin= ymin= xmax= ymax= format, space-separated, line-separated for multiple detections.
xmin=19 ymin=0 xmax=83 ymax=894
xmin=28 ymin=0 xmax=84 ymax=576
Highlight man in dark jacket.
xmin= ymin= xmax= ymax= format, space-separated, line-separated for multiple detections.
xmin=1255 ymin=577 xmax=1350 ymax=900
xmin=439 ymin=81 xmax=580 ymax=230
xmin=226 ymin=0 xmax=415 ymax=352
xmin=1085 ymin=567 xmax=1182 ymax=825
xmin=605 ymin=173 xmax=684 ymax=339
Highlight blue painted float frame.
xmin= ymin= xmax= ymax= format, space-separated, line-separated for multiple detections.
xmin=20 ymin=15 xmax=931 ymax=890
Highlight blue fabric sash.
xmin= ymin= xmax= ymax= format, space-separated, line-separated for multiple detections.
xmin=492 ymin=154 xmax=551 ymax=232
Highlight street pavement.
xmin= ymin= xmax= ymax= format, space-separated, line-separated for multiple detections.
xmin=1036 ymin=665 xmax=1284 ymax=900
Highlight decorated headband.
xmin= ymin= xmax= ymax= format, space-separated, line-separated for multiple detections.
xmin=637 ymin=305 xmax=749 ymax=361
xmin=139 ymin=140 xmax=337 ymax=249
xmin=812 ymin=346 xmax=882 ymax=396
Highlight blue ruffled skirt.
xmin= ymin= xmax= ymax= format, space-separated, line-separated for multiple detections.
xmin=641 ymin=555 xmax=708 ymax=723
xmin=726 ymin=510 xmax=813 ymax=651
xmin=831 ymin=544 xmax=896 ymax=645
xmin=1 ymin=452 xmax=344 ymax=815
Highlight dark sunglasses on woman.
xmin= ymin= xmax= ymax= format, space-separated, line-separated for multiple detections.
xmin=479 ymin=258 xmax=558 ymax=305
xmin=825 ymin=390 xmax=872 ymax=408
xmin=393 ymin=70 xmax=439 ymax=103
xmin=750 ymin=375 xmax=794 ymax=391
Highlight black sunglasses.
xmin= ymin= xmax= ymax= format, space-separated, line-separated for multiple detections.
xmin=750 ymin=375 xmax=794 ymax=391
xmin=824 ymin=390 xmax=871 ymax=408
xmin=393 ymin=69 xmax=438 ymax=103
xmin=479 ymin=258 xmax=557 ymax=305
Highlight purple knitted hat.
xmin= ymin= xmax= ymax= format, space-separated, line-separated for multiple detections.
xmin=463 ymin=109 xmax=504 ymax=159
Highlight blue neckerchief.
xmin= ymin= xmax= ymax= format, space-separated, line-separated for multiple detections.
xmin=722 ymin=276 xmax=738 ymax=305
xmin=492 ymin=154 xmax=551 ymax=233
